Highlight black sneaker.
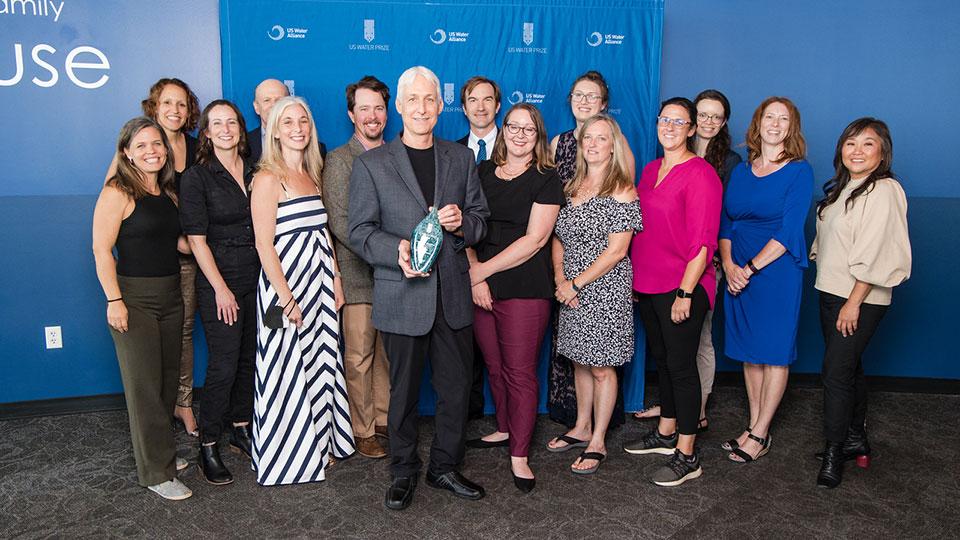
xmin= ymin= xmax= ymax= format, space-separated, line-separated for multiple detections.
xmin=623 ymin=429 xmax=678 ymax=455
xmin=650 ymin=449 xmax=702 ymax=487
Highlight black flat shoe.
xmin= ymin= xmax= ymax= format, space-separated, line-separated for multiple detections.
xmin=817 ymin=441 xmax=844 ymax=489
xmin=229 ymin=424 xmax=253 ymax=460
xmin=199 ymin=444 xmax=233 ymax=485
xmin=465 ymin=437 xmax=509 ymax=449
xmin=384 ymin=476 xmax=417 ymax=511
xmin=425 ymin=470 xmax=485 ymax=500
xmin=513 ymin=473 xmax=535 ymax=493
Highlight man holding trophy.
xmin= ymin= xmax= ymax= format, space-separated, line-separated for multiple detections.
xmin=348 ymin=66 xmax=489 ymax=511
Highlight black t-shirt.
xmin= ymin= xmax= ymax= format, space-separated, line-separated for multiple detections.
xmin=476 ymin=161 xmax=564 ymax=299
xmin=405 ymin=144 xmax=436 ymax=206
xmin=179 ymin=157 xmax=260 ymax=294
xmin=173 ymin=133 xmax=199 ymax=195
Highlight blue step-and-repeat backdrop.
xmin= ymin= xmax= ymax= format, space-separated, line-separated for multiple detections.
xmin=220 ymin=0 xmax=665 ymax=413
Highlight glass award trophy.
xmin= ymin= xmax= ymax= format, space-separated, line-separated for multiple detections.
xmin=410 ymin=208 xmax=443 ymax=273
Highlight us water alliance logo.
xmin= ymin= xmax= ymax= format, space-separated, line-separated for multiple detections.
xmin=586 ymin=30 xmax=625 ymax=47
xmin=429 ymin=28 xmax=469 ymax=45
xmin=507 ymin=21 xmax=547 ymax=54
xmin=267 ymin=23 xmax=308 ymax=41
xmin=507 ymin=89 xmax=545 ymax=105
xmin=349 ymin=18 xmax=390 ymax=51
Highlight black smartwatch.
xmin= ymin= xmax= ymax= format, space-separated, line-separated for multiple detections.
xmin=676 ymin=288 xmax=694 ymax=299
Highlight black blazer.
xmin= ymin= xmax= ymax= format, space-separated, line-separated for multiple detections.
xmin=247 ymin=127 xmax=327 ymax=163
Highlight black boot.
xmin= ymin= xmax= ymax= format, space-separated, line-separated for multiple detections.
xmin=817 ymin=442 xmax=843 ymax=489
xmin=815 ymin=426 xmax=871 ymax=463
xmin=229 ymin=424 xmax=253 ymax=460
xmin=200 ymin=443 xmax=234 ymax=485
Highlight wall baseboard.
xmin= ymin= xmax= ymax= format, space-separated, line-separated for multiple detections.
xmin=2 ymin=375 xmax=957 ymax=421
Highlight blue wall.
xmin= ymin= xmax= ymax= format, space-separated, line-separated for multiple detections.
xmin=2 ymin=0 xmax=958 ymax=406
xmin=660 ymin=0 xmax=960 ymax=377
xmin=0 ymin=1 xmax=222 ymax=404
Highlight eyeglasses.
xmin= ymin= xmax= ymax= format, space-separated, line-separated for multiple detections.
xmin=657 ymin=116 xmax=691 ymax=127
xmin=570 ymin=92 xmax=602 ymax=104
xmin=504 ymin=123 xmax=537 ymax=136
xmin=696 ymin=112 xmax=725 ymax=124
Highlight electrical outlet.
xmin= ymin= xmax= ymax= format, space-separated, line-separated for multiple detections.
xmin=45 ymin=326 xmax=63 ymax=349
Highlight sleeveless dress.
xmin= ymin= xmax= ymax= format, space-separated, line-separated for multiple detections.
xmin=253 ymin=193 xmax=355 ymax=486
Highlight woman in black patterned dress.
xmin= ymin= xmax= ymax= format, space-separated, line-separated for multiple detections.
xmin=546 ymin=114 xmax=641 ymax=475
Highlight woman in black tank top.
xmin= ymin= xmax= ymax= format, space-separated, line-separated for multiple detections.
xmin=92 ymin=117 xmax=193 ymax=501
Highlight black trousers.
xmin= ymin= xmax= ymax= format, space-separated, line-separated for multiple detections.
xmin=197 ymin=285 xmax=257 ymax=444
xmin=819 ymin=292 xmax=887 ymax=443
xmin=381 ymin=296 xmax=473 ymax=478
xmin=636 ymin=285 xmax=709 ymax=435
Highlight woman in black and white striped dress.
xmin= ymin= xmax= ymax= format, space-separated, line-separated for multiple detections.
xmin=250 ymin=96 xmax=355 ymax=485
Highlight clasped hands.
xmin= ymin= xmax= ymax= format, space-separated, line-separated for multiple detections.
xmin=724 ymin=262 xmax=755 ymax=296
xmin=554 ymin=279 xmax=579 ymax=308
xmin=397 ymin=204 xmax=462 ymax=279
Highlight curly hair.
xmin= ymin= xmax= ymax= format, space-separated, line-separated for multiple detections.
xmin=695 ymin=89 xmax=733 ymax=177
xmin=141 ymin=78 xmax=201 ymax=132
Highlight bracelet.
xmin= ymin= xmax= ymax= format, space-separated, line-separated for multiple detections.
xmin=283 ymin=296 xmax=295 ymax=309
xmin=107 ymin=297 xmax=123 ymax=303
xmin=747 ymin=260 xmax=760 ymax=274
xmin=571 ymin=278 xmax=581 ymax=293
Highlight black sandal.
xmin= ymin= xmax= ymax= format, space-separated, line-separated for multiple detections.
xmin=547 ymin=434 xmax=589 ymax=453
xmin=728 ymin=433 xmax=771 ymax=463
xmin=720 ymin=427 xmax=751 ymax=452
xmin=697 ymin=418 xmax=709 ymax=433
xmin=570 ymin=451 xmax=606 ymax=475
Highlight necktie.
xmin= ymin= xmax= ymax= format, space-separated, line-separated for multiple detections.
xmin=476 ymin=139 xmax=486 ymax=164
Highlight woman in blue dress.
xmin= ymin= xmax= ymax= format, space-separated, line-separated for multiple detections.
xmin=718 ymin=97 xmax=813 ymax=463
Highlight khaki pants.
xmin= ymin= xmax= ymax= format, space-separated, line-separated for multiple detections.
xmin=110 ymin=275 xmax=181 ymax=486
xmin=342 ymin=303 xmax=389 ymax=438
xmin=177 ymin=255 xmax=197 ymax=408
xmin=696 ymin=310 xmax=716 ymax=399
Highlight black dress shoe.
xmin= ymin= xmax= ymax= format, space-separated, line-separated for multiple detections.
xmin=513 ymin=473 xmax=536 ymax=493
xmin=425 ymin=470 xmax=485 ymax=500
xmin=199 ymin=443 xmax=233 ymax=485
xmin=384 ymin=476 xmax=417 ymax=511
xmin=229 ymin=424 xmax=253 ymax=460
xmin=465 ymin=437 xmax=510 ymax=449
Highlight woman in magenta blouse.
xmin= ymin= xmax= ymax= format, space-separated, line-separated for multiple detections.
xmin=623 ymin=97 xmax=722 ymax=487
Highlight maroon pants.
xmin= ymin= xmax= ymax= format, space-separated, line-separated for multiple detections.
xmin=473 ymin=298 xmax=551 ymax=457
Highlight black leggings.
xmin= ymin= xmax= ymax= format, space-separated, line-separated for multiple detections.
xmin=636 ymin=285 xmax=710 ymax=435
xmin=819 ymin=292 xmax=887 ymax=442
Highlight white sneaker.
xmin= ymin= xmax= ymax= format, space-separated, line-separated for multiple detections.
xmin=147 ymin=478 xmax=193 ymax=500
xmin=176 ymin=457 xmax=189 ymax=471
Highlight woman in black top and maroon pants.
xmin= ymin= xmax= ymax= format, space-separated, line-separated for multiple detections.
xmin=92 ymin=117 xmax=193 ymax=500
xmin=466 ymin=104 xmax=563 ymax=493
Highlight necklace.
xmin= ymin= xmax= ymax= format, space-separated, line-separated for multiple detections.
xmin=498 ymin=163 xmax=528 ymax=180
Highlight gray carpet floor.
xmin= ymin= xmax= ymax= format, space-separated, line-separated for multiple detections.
xmin=1 ymin=385 xmax=957 ymax=539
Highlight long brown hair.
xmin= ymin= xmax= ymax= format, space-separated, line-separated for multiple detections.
xmin=746 ymin=96 xmax=806 ymax=163
xmin=106 ymin=117 xmax=176 ymax=200
xmin=257 ymin=96 xmax=324 ymax=192
xmin=817 ymin=117 xmax=896 ymax=219
xmin=490 ymin=103 xmax=554 ymax=173
xmin=695 ymin=89 xmax=733 ymax=176
xmin=195 ymin=99 xmax=250 ymax=165
xmin=564 ymin=114 xmax=632 ymax=197
xmin=141 ymin=78 xmax=201 ymax=132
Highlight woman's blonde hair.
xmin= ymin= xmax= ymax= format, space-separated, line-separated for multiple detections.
xmin=564 ymin=113 xmax=632 ymax=197
xmin=258 ymin=96 xmax=324 ymax=191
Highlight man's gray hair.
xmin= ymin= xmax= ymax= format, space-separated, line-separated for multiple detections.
xmin=395 ymin=66 xmax=442 ymax=105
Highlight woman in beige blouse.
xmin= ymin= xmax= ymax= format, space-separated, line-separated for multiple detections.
xmin=810 ymin=117 xmax=911 ymax=489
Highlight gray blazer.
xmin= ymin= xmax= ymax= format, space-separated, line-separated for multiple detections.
xmin=321 ymin=137 xmax=373 ymax=305
xmin=348 ymin=137 xmax=489 ymax=336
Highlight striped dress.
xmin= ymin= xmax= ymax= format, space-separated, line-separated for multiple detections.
xmin=253 ymin=194 xmax=355 ymax=486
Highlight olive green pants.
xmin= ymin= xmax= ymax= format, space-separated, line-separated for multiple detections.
xmin=110 ymin=274 xmax=182 ymax=487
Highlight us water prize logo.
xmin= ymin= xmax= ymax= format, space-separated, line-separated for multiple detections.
xmin=430 ymin=27 xmax=469 ymax=45
xmin=586 ymin=30 xmax=625 ymax=47
xmin=350 ymin=18 xmax=389 ymax=51
xmin=441 ymin=82 xmax=462 ymax=113
xmin=267 ymin=23 xmax=308 ymax=41
xmin=507 ymin=21 xmax=547 ymax=54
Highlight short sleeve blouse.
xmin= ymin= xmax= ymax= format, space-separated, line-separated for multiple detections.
xmin=475 ymin=161 xmax=564 ymax=299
